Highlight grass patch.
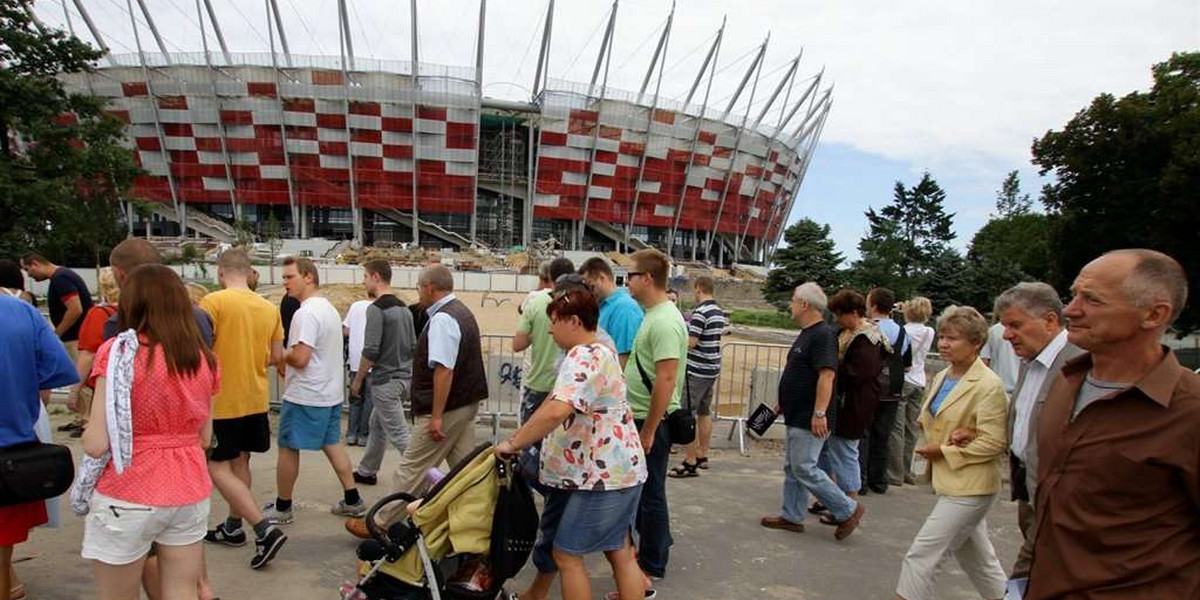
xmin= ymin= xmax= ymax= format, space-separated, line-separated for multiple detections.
xmin=728 ymin=308 xmax=799 ymax=330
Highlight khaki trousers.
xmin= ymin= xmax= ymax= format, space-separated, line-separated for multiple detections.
xmin=379 ymin=402 xmax=479 ymax=524
xmin=1011 ymin=499 xmax=1036 ymax=579
xmin=897 ymin=494 xmax=1007 ymax=600
xmin=62 ymin=341 xmax=86 ymax=424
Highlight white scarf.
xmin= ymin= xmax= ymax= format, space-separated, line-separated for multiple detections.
xmin=70 ymin=329 xmax=138 ymax=515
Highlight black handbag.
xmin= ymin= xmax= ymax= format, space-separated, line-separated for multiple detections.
xmin=0 ymin=441 xmax=75 ymax=507
xmin=633 ymin=354 xmax=697 ymax=446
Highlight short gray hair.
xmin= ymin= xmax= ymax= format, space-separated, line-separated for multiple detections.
xmin=419 ymin=264 xmax=454 ymax=292
xmin=793 ymin=282 xmax=827 ymax=312
xmin=994 ymin=282 xmax=1063 ymax=324
xmin=937 ymin=305 xmax=989 ymax=348
xmin=1105 ymin=249 xmax=1188 ymax=325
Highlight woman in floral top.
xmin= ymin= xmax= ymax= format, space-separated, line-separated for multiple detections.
xmin=496 ymin=287 xmax=647 ymax=600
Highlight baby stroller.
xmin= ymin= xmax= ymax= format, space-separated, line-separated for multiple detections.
xmin=344 ymin=444 xmax=539 ymax=600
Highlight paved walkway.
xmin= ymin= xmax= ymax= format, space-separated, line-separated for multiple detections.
xmin=19 ymin=412 xmax=1021 ymax=599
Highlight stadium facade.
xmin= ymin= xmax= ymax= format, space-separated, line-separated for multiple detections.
xmin=54 ymin=0 xmax=830 ymax=266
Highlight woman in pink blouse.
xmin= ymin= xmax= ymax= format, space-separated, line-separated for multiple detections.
xmin=81 ymin=265 xmax=219 ymax=600
xmin=497 ymin=287 xmax=648 ymax=600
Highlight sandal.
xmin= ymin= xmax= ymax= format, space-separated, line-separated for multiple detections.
xmin=668 ymin=462 xmax=699 ymax=478
xmin=695 ymin=457 xmax=710 ymax=470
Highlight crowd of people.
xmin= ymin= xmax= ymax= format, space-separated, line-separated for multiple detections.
xmin=760 ymin=248 xmax=1198 ymax=600
xmin=0 ymin=242 xmax=1196 ymax=600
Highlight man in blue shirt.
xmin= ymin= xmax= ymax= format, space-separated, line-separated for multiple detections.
xmin=0 ymin=295 xmax=79 ymax=448
xmin=579 ymin=257 xmax=643 ymax=369
xmin=0 ymin=294 xmax=78 ymax=596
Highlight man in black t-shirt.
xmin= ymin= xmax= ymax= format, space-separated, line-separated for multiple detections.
xmin=761 ymin=282 xmax=864 ymax=540
xmin=21 ymin=253 xmax=93 ymax=352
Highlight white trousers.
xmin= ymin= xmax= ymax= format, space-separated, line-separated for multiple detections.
xmin=896 ymin=494 xmax=1007 ymax=600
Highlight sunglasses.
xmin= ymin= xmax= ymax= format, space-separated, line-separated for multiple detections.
xmin=627 ymin=271 xmax=646 ymax=279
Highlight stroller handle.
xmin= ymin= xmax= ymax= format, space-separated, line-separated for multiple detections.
xmin=365 ymin=492 xmax=419 ymax=543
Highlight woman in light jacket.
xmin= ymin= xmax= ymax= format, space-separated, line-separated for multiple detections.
xmin=894 ymin=305 xmax=1008 ymax=600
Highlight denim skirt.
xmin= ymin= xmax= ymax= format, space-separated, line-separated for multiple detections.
xmin=550 ymin=484 xmax=643 ymax=556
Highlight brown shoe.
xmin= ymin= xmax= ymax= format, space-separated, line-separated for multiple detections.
xmin=760 ymin=516 xmax=804 ymax=533
xmin=834 ymin=503 xmax=865 ymax=540
xmin=345 ymin=517 xmax=371 ymax=540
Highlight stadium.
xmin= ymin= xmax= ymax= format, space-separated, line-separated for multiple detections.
xmin=51 ymin=0 xmax=830 ymax=266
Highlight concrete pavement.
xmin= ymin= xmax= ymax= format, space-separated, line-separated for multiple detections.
xmin=18 ymin=412 xmax=1022 ymax=599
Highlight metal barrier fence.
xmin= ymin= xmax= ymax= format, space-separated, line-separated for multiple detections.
xmin=480 ymin=334 xmax=524 ymax=443
xmin=710 ymin=342 xmax=792 ymax=455
xmin=268 ymin=334 xmax=524 ymax=444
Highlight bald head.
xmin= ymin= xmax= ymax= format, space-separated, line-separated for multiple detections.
xmin=1098 ymin=249 xmax=1187 ymax=326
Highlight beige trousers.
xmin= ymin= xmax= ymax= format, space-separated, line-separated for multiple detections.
xmin=897 ymin=494 xmax=1007 ymax=600
xmin=379 ymin=402 xmax=480 ymax=524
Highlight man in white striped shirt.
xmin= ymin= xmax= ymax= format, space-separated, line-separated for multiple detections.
xmin=670 ymin=276 xmax=728 ymax=477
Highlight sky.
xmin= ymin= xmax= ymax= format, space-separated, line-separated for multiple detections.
xmin=32 ymin=0 xmax=1200 ymax=259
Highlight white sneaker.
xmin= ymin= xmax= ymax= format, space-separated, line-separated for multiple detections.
xmin=262 ymin=502 xmax=294 ymax=525
xmin=331 ymin=499 xmax=366 ymax=517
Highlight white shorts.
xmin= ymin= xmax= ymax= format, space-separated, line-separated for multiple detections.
xmin=81 ymin=492 xmax=210 ymax=565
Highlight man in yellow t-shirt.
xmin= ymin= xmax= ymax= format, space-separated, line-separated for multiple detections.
xmin=199 ymin=249 xmax=288 ymax=570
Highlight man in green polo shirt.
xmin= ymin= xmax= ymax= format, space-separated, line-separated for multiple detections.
xmin=624 ymin=248 xmax=688 ymax=592
xmin=512 ymin=257 xmax=576 ymax=484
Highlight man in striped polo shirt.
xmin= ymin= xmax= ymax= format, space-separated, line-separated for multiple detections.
xmin=670 ymin=276 xmax=728 ymax=477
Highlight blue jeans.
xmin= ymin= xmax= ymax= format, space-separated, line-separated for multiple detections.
xmin=346 ymin=372 xmax=373 ymax=440
xmin=820 ymin=435 xmax=862 ymax=493
xmin=519 ymin=389 xmax=552 ymax=496
xmin=781 ymin=427 xmax=857 ymax=523
xmin=634 ymin=419 xmax=672 ymax=579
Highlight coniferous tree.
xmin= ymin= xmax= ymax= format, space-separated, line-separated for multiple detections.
xmin=762 ymin=218 xmax=845 ymax=311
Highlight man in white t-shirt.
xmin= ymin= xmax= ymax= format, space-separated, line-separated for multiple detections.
xmin=981 ymin=321 xmax=1020 ymax=395
xmin=343 ymin=295 xmax=374 ymax=446
xmin=264 ymin=257 xmax=365 ymax=525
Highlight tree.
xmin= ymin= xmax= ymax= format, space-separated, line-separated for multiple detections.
xmin=847 ymin=172 xmax=957 ymax=297
xmin=0 ymin=2 xmax=140 ymax=265
xmin=1033 ymin=52 xmax=1200 ymax=334
xmin=921 ymin=248 xmax=977 ymax=314
xmin=762 ymin=218 xmax=845 ymax=311
xmin=994 ymin=170 xmax=1032 ymax=218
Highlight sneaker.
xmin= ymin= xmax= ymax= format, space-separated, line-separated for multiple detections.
xmin=760 ymin=516 xmax=805 ymax=533
xmin=353 ymin=472 xmax=378 ymax=486
xmin=604 ymin=589 xmax=657 ymax=600
xmin=346 ymin=435 xmax=358 ymax=446
xmin=250 ymin=525 xmax=288 ymax=570
xmin=332 ymin=499 xmax=366 ymax=517
xmin=356 ymin=438 xmax=368 ymax=447
xmin=204 ymin=523 xmax=248 ymax=547
xmin=262 ymin=502 xmax=294 ymax=525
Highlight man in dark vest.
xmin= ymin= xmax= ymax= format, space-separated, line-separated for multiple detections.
xmin=347 ymin=264 xmax=488 ymax=532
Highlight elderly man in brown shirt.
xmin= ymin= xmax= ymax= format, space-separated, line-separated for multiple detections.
xmin=1027 ymin=249 xmax=1200 ymax=600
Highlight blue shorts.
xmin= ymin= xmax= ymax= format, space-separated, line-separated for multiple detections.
xmin=278 ymin=401 xmax=342 ymax=450
xmin=549 ymin=485 xmax=642 ymax=556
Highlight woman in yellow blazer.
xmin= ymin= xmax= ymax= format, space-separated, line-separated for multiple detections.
xmin=894 ymin=306 xmax=1009 ymax=600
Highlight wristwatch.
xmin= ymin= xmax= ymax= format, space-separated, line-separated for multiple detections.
xmin=814 ymin=410 xmax=826 ymax=418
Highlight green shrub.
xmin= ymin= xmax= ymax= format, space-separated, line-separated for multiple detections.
xmin=728 ymin=309 xmax=799 ymax=330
